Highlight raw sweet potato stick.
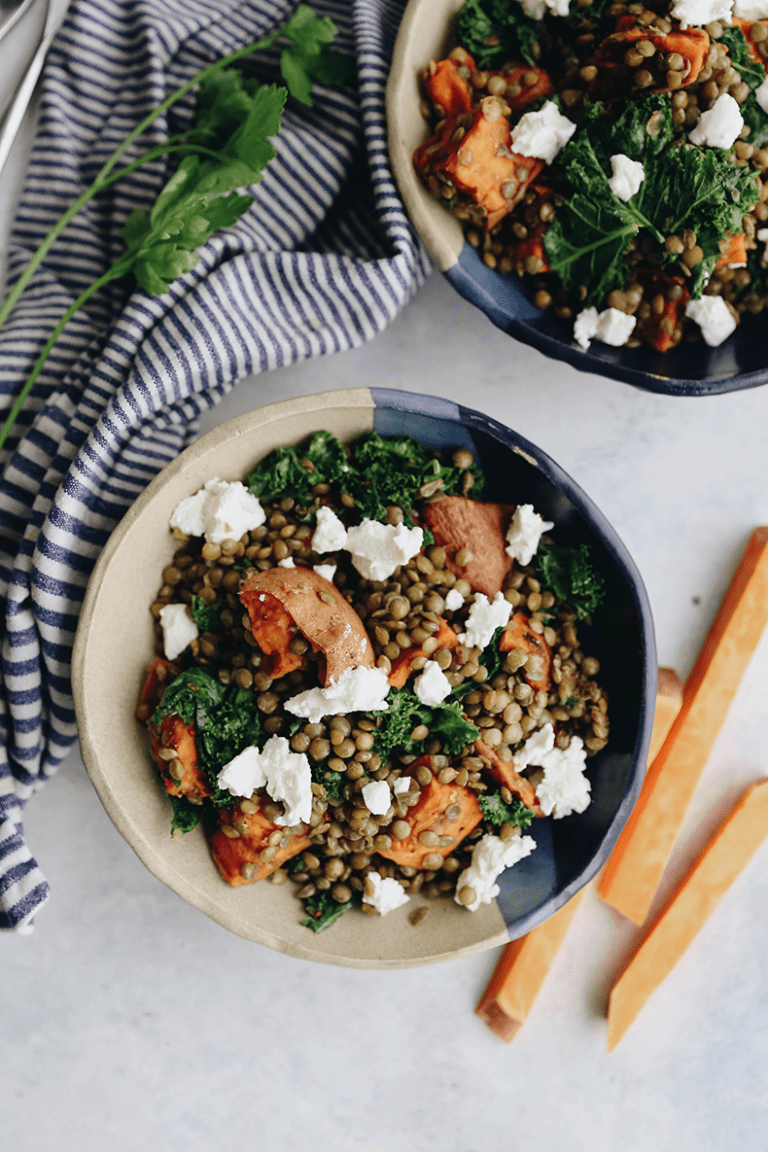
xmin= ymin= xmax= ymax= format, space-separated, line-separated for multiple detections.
xmin=598 ymin=527 xmax=768 ymax=925
xmin=607 ymin=778 xmax=768 ymax=1050
xmin=475 ymin=669 xmax=680 ymax=1041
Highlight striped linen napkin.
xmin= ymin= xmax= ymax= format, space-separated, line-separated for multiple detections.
xmin=0 ymin=0 xmax=430 ymax=932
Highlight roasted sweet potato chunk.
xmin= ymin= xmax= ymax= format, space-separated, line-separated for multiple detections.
xmin=422 ymin=496 xmax=514 ymax=597
xmin=210 ymin=803 xmax=313 ymax=886
xmin=499 ymin=612 xmax=552 ymax=691
xmin=240 ymin=566 xmax=374 ymax=685
xmin=474 ymin=738 xmax=539 ymax=811
xmin=425 ymin=56 xmax=475 ymax=116
xmin=377 ymin=760 xmax=483 ymax=868
xmin=587 ymin=21 xmax=709 ymax=101
xmin=149 ymin=714 xmax=210 ymax=804
xmin=388 ymin=616 xmax=459 ymax=688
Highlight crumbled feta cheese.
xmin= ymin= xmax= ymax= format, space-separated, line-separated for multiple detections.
xmin=520 ymin=0 xmax=570 ymax=15
xmin=514 ymin=723 xmax=591 ymax=818
xmin=344 ymin=519 xmax=423 ymax=581
xmin=510 ymin=101 xmax=576 ymax=165
xmin=505 ymin=504 xmax=554 ymax=566
xmin=758 ymin=227 xmax=768 ymax=267
xmin=454 ymin=833 xmax=536 ymax=911
xmin=313 ymin=562 xmax=337 ymax=582
xmin=285 ymin=665 xmax=391 ymax=723
xmin=363 ymin=872 xmax=410 ymax=915
xmin=689 ymin=93 xmax=743 ymax=150
xmin=217 ymin=736 xmax=312 ymax=827
xmin=573 ymin=307 xmax=599 ymax=351
xmin=159 ymin=603 xmax=198 ymax=660
xmin=458 ymin=592 xmax=512 ymax=650
xmin=414 ymin=661 xmax=453 ymax=707
xmin=392 ymin=776 xmax=412 ymax=795
xmin=671 ymin=0 xmax=733 ymax=27
xmin=312 ymin=506 xmax=347 ymax=554
xmin=444 ymin=588 xmax=464 ymax=612
xmin=278 ymin=557 xmax=295 ymax=568
xmin=756 ymin=75 xmax=768 ymax=115
xmin=573 ymin=307 xmax=636 ymax=351
xmin=685 ymin=296 xmax=737 ymax=347
xmin=608 ymin=153 xmax=645 ymax=202
xmin=734 ymin=0 xmax=768 ymax=13
xmin=169 ymin=478 xmax=265 ymax=544
xmin=362 ymin=779 xmax=391 ymax=816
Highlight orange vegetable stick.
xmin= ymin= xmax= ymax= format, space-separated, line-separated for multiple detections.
xmin=607 ymin=778 xmax=768 ymax=1051
xmin=476 ymin=887 xmax=587 ymax=1042
xmin=597 ymin=527 xmax=768 ymax=925
xmin=645 ymin=667 xmax=684 ymax=767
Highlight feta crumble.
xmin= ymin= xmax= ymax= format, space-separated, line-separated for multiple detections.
xmin=444 ymin=588 xmax=464 ymax=612
xmin=519 ymin=0 xmax=569 ymax=15
xmin=689 ymin=93 xmax=743 ymax=151
xmin=671 ymin=0 xmax=733 ymax=27
xmin=313 ymin=562 xmax=337 ymax=582
xmin=573 ymin=307 xmax=636 ymax=351
xmin=278 ymin=557 xmax=295 ymax=568
xmin=344 ymin=519 xmax=423 ymax=581
xmin=510 ymin=101 xmax=577 ymax=165
xmin=392 ymin=777 xmax=412 ymax=795
xmin=414 ymin=660 xmax=453 ymax=707
xmin=312 ymin=506 xmax=347 ymax=553
xmin=362 ymin=779 xmax=391 ymax=816
xmin=758 ymin=227 xmax=768 ymax=267
xmin=285 ymin=665 xmax=391 ymax=723
xmin=169 ymin=478 xmax=265 ymax=544
xmin=685 ymin=296 xmax=737 ymax=347
xmin=159 ymin=603 xmax=198 ymax=660
xmin=734 ymin=0 xmax=768 ymax=13
xmin=756 ymin=75 xmax=768 ymax=115
xmin=458 ymin=591 xmax=512 ymax=650
xmin=363 ymin=872 xmax=410 ymax=916
xmin=514 ymin=723 xmax=591 ymax=818
xmin=217 ymin=736 xmax=312 ymax=827
xmin=608 ymin=154 xmax=645 ymax=202
xmin=454 ymin=833 xmax=536 ymax=911
xmin=505 ymin=504 xmax=554 ymax=566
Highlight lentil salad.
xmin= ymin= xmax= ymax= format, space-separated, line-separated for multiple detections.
xmin=136 ymin=431 xmax=610 ymax=932
xmin=414 ymin=0 xmax=768 ymax=353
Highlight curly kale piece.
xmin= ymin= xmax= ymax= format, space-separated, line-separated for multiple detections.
xmin=479 ymin=790 xmax=535 ymax=830
xmin=536 ymin=542 xmax=605 ymax=621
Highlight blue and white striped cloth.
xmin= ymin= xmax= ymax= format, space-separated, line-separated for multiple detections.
xmin=0 ymin=0 xmax=430 ymax=932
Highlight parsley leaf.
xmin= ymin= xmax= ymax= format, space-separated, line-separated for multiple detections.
xmin=301 ymin=890 xmax=355 ymax=932
xmin=279 ymin=5 xmax=355 ymax=106
xmin=479 ymin=791 xmax=535 ymax=830
xmin=371 ymin=689 xmax=479 ymax=761
xmin=190 ymin=595 xmax=221 ymax=631
xmin=536 ymin=542 xmax=605 ymax=621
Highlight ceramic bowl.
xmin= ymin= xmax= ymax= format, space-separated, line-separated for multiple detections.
xmin=386 ymin=0 xmax=768 ymax=397
xmin=72 ymin=388 xmax=656 ymax=968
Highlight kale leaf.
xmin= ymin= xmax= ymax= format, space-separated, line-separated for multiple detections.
xmin=479 ymin=791 xmax=535 ymax=830
xmin=170 ymin=795 xmax=204 ymax=836
xmin=190 ymin=595 xmax=221 ymax=632
xmin=301 ymin=890 xmax=355 ymax=932
xmin=545 ymin=96 xmax=760 ymax=303
xmin=371 ymin=689 xmax=479 ymax=761
xmin=153 ymin=668 xmax=260 ymax=808
xmin=720 ymin=27 xmax=767 ymax=91
xmin=247 ymin=429 xmax=348 ymax=502
xmin=312 ymin=763 xmax=344 ymax=800
xmin=536 ymin=542 xmax=605 ymax=621
xmin=457 ymin=0 xmax=542 ymax=69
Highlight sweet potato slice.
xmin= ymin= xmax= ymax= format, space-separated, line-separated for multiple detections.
xmin=210 ymin=803 xmax=313 ymax=887
xmin=499 ymin=612 xmax=552 ymax=692
xmin=377 ymin=760 xmax=483 ymax=868
xmin=422 ymin=496 xmax=514 ymax=597
xmin=149 ymin=714 xmax=211 ymax=804
xmin=426 ymin=56 xmax=474 ymax=116
xmin=388 ymin=616 xmax=459 ymax=688
xmin=597 ymin=527 xmax=768 ymax=926
xmin=136 ymin=657 xmax=178 ymax=720
xmin=607 ymin=778 xmax=768 ymax=1050
xmin=495 ymin=63 xmax=555 ymax=115
xmin=240 ymin=566 xmax=374 ymax=685
xmin=587 ymin=23 xmax=709 ymax=101
xmin=715 ymin=232 xmax=747 ymax=270
xmin=476 ymin=887 xmax=587 ymax=1041
xmin=733 ymin=18 xmax=768 ymax=65
xmin=474 ymin=738 xmax=539 ymax=810
xmin=415 ymin=110 xmax=544 ymax=231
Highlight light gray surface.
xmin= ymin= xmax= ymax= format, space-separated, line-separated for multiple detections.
xmin=3 ymin=199 xmax=768 ymax=1150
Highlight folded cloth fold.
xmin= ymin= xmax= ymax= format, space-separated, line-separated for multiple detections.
xmin=0 ymin=0 xmax=430 ymax=931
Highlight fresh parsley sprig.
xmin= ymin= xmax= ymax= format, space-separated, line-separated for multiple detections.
xmin=0 ymin=6 xmax=353 ymax=454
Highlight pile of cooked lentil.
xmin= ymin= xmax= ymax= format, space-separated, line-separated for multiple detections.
xmin=139 ymin=437 xmax=609 ymax=930
xmin=415 ymin=0 xmax=768 ymax=352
